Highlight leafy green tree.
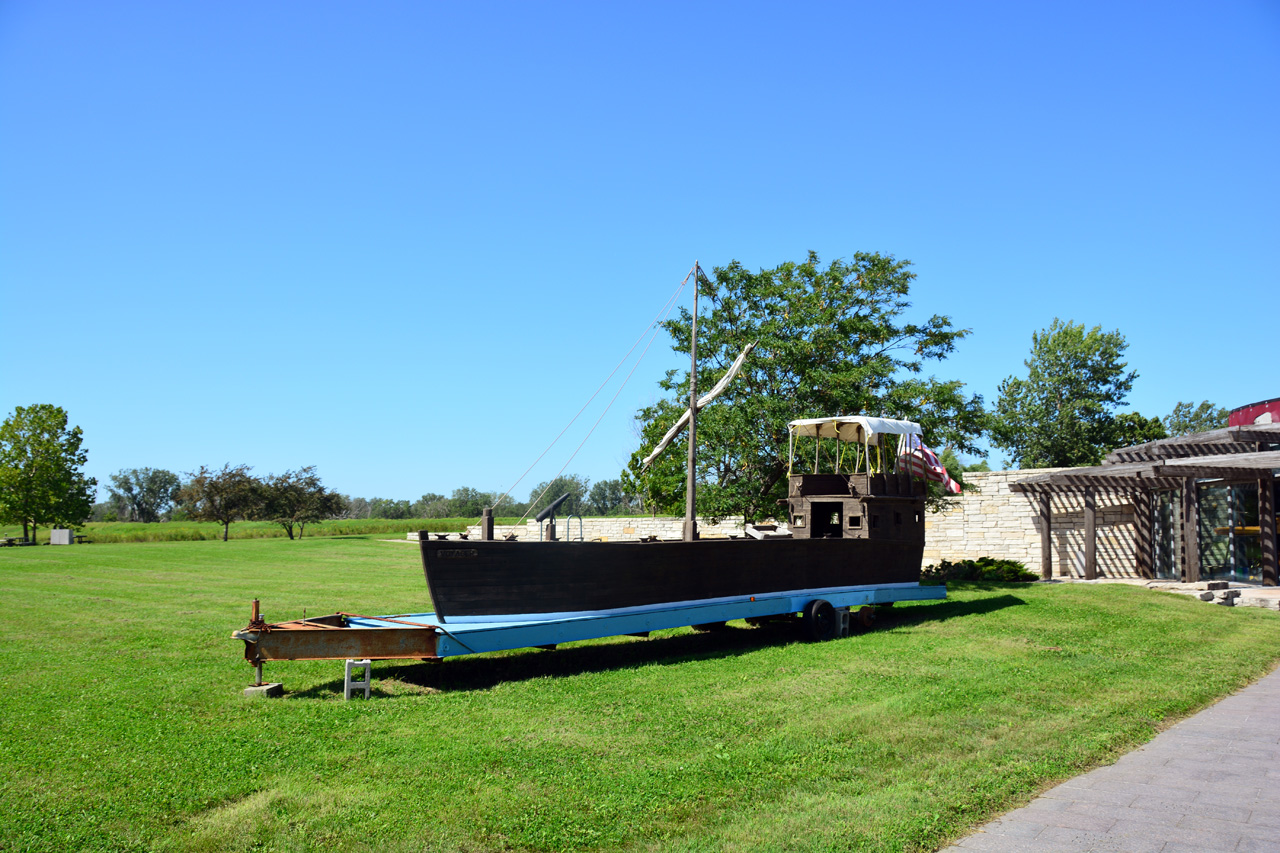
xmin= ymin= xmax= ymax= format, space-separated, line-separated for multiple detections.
xmin=1163 ymin=400 xmax=1229 ymax=437
xmin=259 ymin=466 xmax=344 ymax=539
xmin=989 ymin=319 xmax=1136 ymax=468
xmin=446 ymin=487 xmax=497 ymax=518
xmin=369 ymin=498 xmax=412 ymax=519
xmin=623 ymin=252 xmax=985 ymax=521
xmin=528 ymin=475 xmax=590 ymax=517
xmin=411 ymin=492 xmax=449 ymax=518
xmin=178 ymin=464 xmax=259 ymax=541
xmin=0 ymin=404 xmax=97 ymax=541
xmin=90 ymin=500 xmax=121 ymax=522
xmin=107 ymin=467 xmax=181 ymax=522
xmin=588 ymin=478 xmax=633 ymax=516
xmin=1108 ymin=412 xmax=1168 ymax=451
xmin=344 ymin=496 xmax=371 ymax=519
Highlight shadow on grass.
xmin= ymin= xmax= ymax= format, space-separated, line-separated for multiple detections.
xmin=290 ymin=622 xmax=801 ymax=698
xmin=286 ymin=593 xmax=1027 ymax=698
xmin=874 ymin=592 xmax=1027 ymax=629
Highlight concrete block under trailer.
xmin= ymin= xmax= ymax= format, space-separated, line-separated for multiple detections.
xmin=233 ymin=582 xmax=946 ymax=678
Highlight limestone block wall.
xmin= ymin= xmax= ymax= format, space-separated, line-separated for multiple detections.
xmin=408 ymin=515 xmax=749 ymax=542
xmin=922 ymin=469 xmax=1139 ymax=578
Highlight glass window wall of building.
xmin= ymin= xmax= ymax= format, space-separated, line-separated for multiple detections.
xmin=1152 ymin=488 xmax=1181 ymax=580
xmin=1197 ymin=481 xmax=1262 ymax=583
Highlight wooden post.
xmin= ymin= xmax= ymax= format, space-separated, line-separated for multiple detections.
xmin=1039 ymin=491 xmax=1053 ymax=580
xmin=1083 ymin=487 xmax=1097 ymax=580
xmin=1260 ymin=477 xmax=1277 ymax=587
xmin=1182 ymin=478 xmax=1200 ymax=583
xmin=1134 ymin=489 xmax=1153 ymax=579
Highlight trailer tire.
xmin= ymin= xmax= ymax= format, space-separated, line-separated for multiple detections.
xmin=803 ymin=599 xmax=838 ymax=642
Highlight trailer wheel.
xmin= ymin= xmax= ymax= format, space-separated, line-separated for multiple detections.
xmin=691 ymin=621 xmax=728 ymax=632
xmin=855 ymin=605 xmax=876 ymax=630
xmin=803 ymin=599 xmax=838 ymax=642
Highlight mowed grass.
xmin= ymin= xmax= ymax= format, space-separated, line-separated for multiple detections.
xmin=2 ymin=539 xmax=1279 ymax=852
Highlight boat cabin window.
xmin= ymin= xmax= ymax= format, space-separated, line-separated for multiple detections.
xmin=894 ymin=511 xmax=902 ymax=525
xmin=792 ymin=513 xmax=806 ymax=528
xmin=811 ymin=502 xmax=843 ymax=539
xmin=848 ymin=516 xmax=861 ymax=528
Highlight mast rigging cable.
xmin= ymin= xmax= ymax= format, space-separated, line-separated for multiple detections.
xmin=492 ymin=264 xmax=696 ymax=521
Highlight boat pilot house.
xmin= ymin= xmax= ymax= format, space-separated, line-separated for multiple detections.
xmin=1010 ymin=424 xmax=1280 ymax=585
xmin=785 ymin=417 xmax=925 ymax=543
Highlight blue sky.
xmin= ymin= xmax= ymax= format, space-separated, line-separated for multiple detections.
xmin=2 ymin=1 xmax=1277 ymax=501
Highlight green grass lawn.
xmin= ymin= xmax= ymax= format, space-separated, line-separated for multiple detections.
xmin=2 ymin=538 xmax=1278 ymax=852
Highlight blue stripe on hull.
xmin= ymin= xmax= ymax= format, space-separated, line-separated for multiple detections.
xmin=345 ymin=582 xmax=946 ymax=658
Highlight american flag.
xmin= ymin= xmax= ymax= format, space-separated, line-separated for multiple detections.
xmin=898 ymin=433 xmax=962 ymax=494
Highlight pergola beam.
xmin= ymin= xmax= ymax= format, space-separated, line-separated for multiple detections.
xmin=1260 ymin=478 xmax=1277 ymax=587
xmin=1107 ymin=443 xmax=1260 ymax=463
xmin=1038 ymin=492 xmax=1052 ymax=581
xmin=1228 ymin=427 xmax=1280 ymax=444
xmin=1083 ymin=487 xmax=1097 ymax=580
xmin=1103 ymin=423 xmax=1280 ymax=464
xmin=1182 ymin=478 xmax=1200 ymax=583
xmin=1010 ymin=478 xmax=1181 ymax=493
xmin=1151 ymin=466 xmax=1276 ymax=480
xmin=1134 ymin=489 xmax=1153 ymax=579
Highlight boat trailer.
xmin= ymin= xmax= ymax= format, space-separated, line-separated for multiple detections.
xmin=233 ymin=582 xmax=946 ymax=695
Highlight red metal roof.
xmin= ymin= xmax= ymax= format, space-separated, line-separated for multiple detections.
xmin=1230 ymin=397 xmax=1280 ymax=427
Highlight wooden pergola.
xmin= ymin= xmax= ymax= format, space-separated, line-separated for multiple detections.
xmin=1009 ymin=425 xmax=1280 ymax=584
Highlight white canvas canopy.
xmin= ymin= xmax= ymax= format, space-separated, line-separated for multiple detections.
xmin=787 ymin=416 xmax=921 ymax=444
xmin=787 ymin=416 xmax=923 ymax=476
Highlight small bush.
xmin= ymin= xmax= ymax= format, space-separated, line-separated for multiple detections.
xmin=921 ymin=557 xmax=1037 ymax=584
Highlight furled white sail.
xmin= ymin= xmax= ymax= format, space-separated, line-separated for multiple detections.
xmin=641 ymin=341 xmax=756 ymax=468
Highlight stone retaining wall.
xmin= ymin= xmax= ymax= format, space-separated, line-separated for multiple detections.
xmin=923 ymin=469 xmax=1139 ymax=578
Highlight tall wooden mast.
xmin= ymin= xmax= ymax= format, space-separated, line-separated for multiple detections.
xmin=682 ymin=262 xmax=700 ymax=541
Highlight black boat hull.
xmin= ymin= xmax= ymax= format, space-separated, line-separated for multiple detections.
xmin=419 ymin=536 xmax=925 ymax=620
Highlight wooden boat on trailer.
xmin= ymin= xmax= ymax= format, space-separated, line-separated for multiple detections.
xmin=420 ymin=415 xmax=932 ymax=622
xmin=232 ymin=264 xmax=949 ymax=681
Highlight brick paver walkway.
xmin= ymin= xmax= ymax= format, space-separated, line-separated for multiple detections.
xmin=942 ymin=666 xmax=1280 ymax=852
